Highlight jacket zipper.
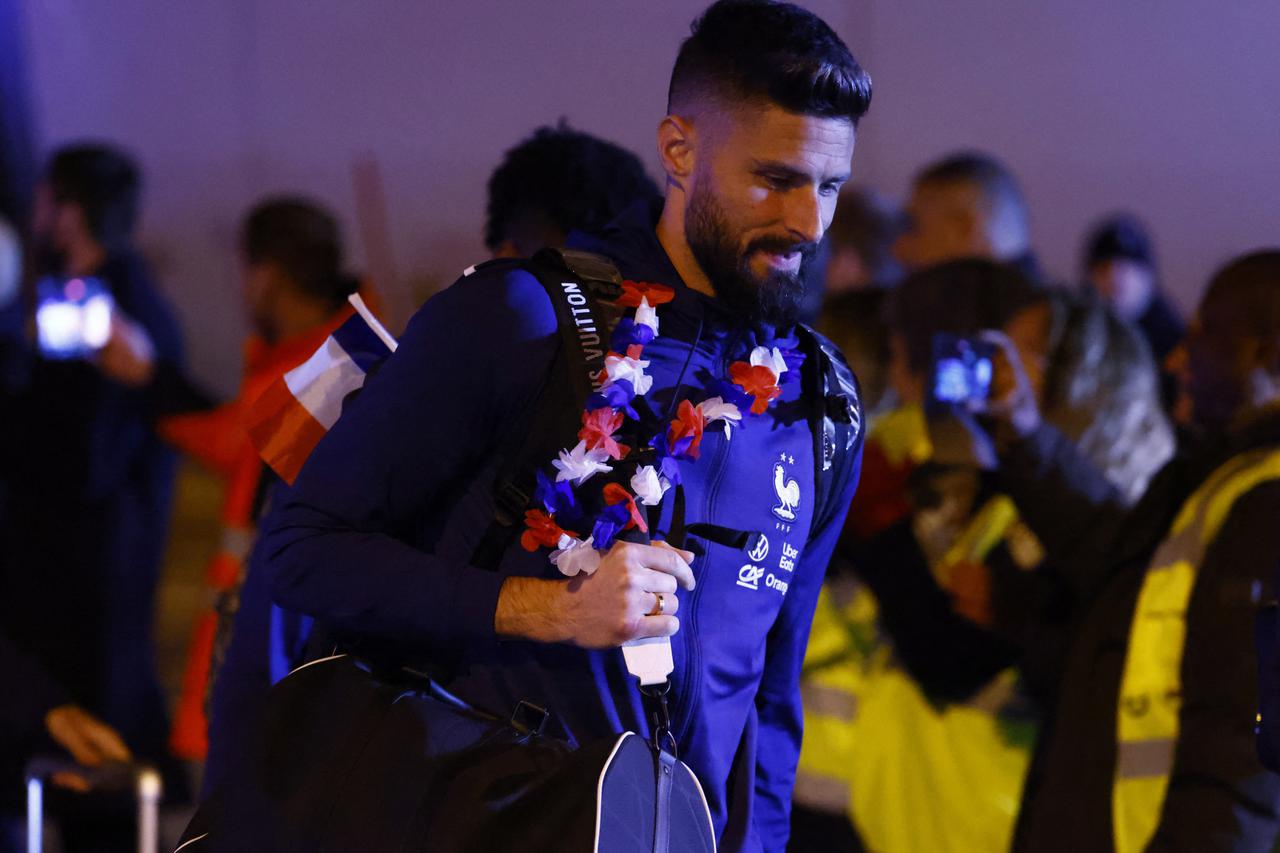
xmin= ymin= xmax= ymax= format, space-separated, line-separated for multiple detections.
xmin=671 ymin=333 xmax=737 ymax=743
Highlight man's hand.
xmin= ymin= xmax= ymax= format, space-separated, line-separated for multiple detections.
xmin=45 ymin=704 xmax=131 ymax=766
xmin=44 ymin=704 xmax=132 ymax=792
xmin=94 ymin=312 xmax=156 ymax=387
xmin=975 ymin=328 xmax=1041 ymax=438
xmin=925 ymin=328 xmax=1042 ymax=470
xmin=495 ymin=540 xmax=696 ymax=648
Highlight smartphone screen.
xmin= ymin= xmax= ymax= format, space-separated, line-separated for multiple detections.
xmin=931 ymin=333 xmax=995 ymax=406
xmin=36 ymin=275 xmax=114 ymax=360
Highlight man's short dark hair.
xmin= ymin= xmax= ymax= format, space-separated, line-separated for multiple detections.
xmin=917 ymin=151 xmax=1024 ymax=203
xmin=44 ymin=143 xmax=140 ymax=248
xmin=484 ymin=122 xmax=660 ymax=252
xmin=242 ymin=197 xmax=353 ymax=309
xmin=667 ymin=0 xmax=872 ymax=124
xmin=916 ymin=150 xmax=1030 ymax=259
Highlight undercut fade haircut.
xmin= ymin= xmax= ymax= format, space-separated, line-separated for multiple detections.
xmin=45 ymin=143 xmax=141 ymax=248
xmin=242 ymin=197 xmax=355 ymax=310
xmin=668 ymin=0 xmax=872 ymax=124
xmin=484 ymin=121 xmax=661 ymax=251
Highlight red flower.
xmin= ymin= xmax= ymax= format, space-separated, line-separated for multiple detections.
xmin=626 ymin=343 xmax=645 ymax=360
xmin=668 ymin=398 xmax=707 ymax=459
xmin=617 ymin=280 xmax=676 ymax=308
xmin=729 ymin=362 xmax=783 ymax=415
xmin=603 ymin=483 xmax=648 ymax=534
xmin=521 ymin=509 xmax=565 ymax=552
xmin=579 ymin=408 xmax=630 ymax=460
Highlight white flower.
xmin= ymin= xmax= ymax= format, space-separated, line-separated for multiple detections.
xmin=630 ymin=465 xmax=671 ymax=507
xmin=604 ymin=352 xmax=653 ymax=396
xmin=551 ymin=440 xmax=613 ymax=486
xmin=749 ymin=345 xmax=788 ymax=378
xmin=697 ymin=396 xmax=743 ymax=432
xmin=634 ymin=296 xmax=660 ymax=336
xmin=550 ymin=534 xmax=602 ymax=577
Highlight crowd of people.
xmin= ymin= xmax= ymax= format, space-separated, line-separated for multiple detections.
xmin=1 ymin=1 xmax=1278 ymax=851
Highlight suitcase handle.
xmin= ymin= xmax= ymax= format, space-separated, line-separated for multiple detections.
xmin=24 ymin=757 xmax=163 ymax=853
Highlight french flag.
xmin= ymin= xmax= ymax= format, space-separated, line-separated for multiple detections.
xmin=244 ymin=293 xmax=397 ymax=484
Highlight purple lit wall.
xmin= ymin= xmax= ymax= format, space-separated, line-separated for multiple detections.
xmin=846 ymin=0 xmax=1280 ymax=311
xmin=18 ymin=1 xmax=1280 ymax=392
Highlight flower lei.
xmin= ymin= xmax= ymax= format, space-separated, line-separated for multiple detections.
xmin=521 ymin=279 xmax=804 ymax=577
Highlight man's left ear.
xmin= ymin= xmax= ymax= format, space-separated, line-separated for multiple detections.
xmin=657 ymin=115 xmax=696 ymax=191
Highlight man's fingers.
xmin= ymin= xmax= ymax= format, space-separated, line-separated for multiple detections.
xmin=636 ymin=615 xmax=680 ymax=639
xmin=651 ymin=539 xmax=696 ymax=564
xmin=630 ymin=543 xmax=696 ymax=590
xmin=978 ymin=328 xmax=1034 ymax=391
xmin=637 ymin=567 xmax=679 ymax=596
xmin=58 ymin=726 xmax=101 ymax=767
xmin=646 ymin=590 xmax=680 ymax=617
xmin=46 ymin=706 xmax=131 ymax=767
xmin=83 ymin=719 xmax=131 ymax=763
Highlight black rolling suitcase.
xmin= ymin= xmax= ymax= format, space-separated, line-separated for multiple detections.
xmin=24 ymin=757 xmax=164 ymax=853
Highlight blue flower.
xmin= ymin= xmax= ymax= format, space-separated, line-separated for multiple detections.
xmin=535 ymin=470 xmax=583 ymax=528
xmin=651 ymin=432 xmax=695 ymax=469
xmin=705 ymin=378 xmax=753 ymax=415
xmin=591 ymin=502 xmax=632 ymax=551
xmin=610 ymin=318 xmax=656 ymax=352
xmin=586 ymin=379 xmax=638 ymax=419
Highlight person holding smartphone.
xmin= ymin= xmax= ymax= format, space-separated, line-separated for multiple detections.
xmin=936 ymin=252 xmax=1280 ymax=852
xmin=0 ymin=143 xmax=186 ymax=851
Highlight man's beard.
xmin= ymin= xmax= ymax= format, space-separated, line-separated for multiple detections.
xmin=685 ymin=182 xmax=817 ymax=327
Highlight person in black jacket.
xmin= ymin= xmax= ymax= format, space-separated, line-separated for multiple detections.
xmin=0 ymin=143 xmax=186 ymax=850
xmin=885 ymin=250 xmax=1280 ymax=851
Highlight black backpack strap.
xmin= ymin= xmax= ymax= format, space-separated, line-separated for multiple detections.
xmin=469 ymin=248 xmax=625 ymax=570
xmin=797 ymin=324 xmax=865 ymax=541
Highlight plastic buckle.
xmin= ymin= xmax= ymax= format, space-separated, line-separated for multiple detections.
xmin=640 ymin=681 xmax=678 ymax=758
xmin=510 ymin=700 xmax=551 ymax=737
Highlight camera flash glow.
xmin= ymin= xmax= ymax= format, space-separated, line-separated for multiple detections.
xmin=83 ymin=295 xmax=113 ymax=348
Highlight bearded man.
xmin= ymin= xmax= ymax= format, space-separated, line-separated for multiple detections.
xmin=260 ymin=3 xmax=870 ymax=849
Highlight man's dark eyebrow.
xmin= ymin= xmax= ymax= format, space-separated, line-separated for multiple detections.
xmin=750 ymin=159 xmax=850 ymax=185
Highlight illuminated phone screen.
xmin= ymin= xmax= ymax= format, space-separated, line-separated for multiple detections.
xmin=36 ymin=275 xmax=114 ymax=360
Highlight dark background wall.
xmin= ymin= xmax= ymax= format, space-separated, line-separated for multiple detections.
xmin=14 ymin=0 xmax=1280 ymax=394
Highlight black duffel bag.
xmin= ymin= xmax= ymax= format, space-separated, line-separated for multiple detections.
xmin=176 ymin=654 xmax=716 ymax=852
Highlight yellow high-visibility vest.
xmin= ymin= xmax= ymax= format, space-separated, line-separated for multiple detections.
xmin=1114 ymin=446 xmax=1280 ymax=853
xmin=796 ymin=492 xmax=1037 ymax=853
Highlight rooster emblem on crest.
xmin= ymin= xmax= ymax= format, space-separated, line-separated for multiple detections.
xmin=772 ymin=462 xmax=800 ymax=521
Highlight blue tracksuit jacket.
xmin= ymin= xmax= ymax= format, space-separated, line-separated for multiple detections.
xmin=260 ymin=203 xmax=861 ymax=852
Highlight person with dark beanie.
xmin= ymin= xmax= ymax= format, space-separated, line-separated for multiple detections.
xmin=1084 ymin=214 xmax=1185 ymax=366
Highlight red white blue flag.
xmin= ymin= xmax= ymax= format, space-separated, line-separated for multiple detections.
xmin=244 ymin=294 xmax=397 ymax=484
